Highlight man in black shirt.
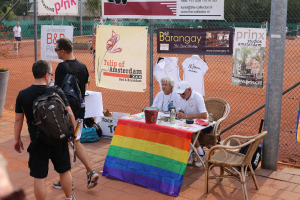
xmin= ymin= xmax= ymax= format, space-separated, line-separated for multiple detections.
xmin=54 ymin=38 xmax=99 ymax=189
xmin=14 ymin=60 xmax=76 ymax=200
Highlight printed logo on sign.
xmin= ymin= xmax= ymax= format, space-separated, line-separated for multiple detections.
xmin=160 ymin=44 xmax=169 ymax=51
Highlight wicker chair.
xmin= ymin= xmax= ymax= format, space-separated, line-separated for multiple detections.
xmin=199 ymin=97 xmax=230 ymax=148
xmin=204 ymin=131 xmax=268 ymax=200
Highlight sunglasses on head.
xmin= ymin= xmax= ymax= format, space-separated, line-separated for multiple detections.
xmin=54 ymin=48 xmax=64 ymax=51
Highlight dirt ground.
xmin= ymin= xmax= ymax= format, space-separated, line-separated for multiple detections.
xmin=1 ymin=35 xmax=300 ymax=165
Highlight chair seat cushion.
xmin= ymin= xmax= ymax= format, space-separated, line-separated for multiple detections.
xmin=208 ymin=149 xmax=245 ymax=167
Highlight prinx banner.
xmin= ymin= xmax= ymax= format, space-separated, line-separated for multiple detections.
xmin=232 ymin=28 xmax=267 ymax=88
xmin=40 ymin=25 xmax=73 ymax=62
xmin=38 ymin=0 xmax=78 ymax=15
xmin=95 ymin=25 xmax=147 ymax=92
xmin=157 ymin=28 xmax=233 ymax=55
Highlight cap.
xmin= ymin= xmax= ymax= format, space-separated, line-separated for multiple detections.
xmin=176 ymin=81 xmax=191 ymax=94
xmin=195 ymin=119 xmax=209 ymax=126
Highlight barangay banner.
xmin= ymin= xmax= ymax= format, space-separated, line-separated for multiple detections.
xmin=40 ymin=25 xmax=73 ymax=62
xmin=95 ymin=25 xmax=147 ymax=92
xmin=102 ymin=0 xmax=224 ymax=20
xmin=232 ymin=28 xmax=267 ymax=89
xmin=38 ymin=0 xmax=78 ymax=15
xmin=157 ymin=28 xmax=233 ymax=55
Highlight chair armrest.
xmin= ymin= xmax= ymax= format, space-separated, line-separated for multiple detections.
xmin=207 ymin=139 xmax=255 ymax=160
xmin=223 ymin=133 xmax=261 ymax=145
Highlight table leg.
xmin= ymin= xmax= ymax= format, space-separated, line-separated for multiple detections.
xmin=189 ymin=131 xmax=205 ymax=169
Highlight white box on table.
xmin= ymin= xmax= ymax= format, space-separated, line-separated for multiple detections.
xmin=100 ymin=112 xmax=130 ymax=137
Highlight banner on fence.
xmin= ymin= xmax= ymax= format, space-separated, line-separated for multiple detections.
xmin=41 ymin=25 xmax=73 ymax=62
xmin=157 ymin=28 xmax=233 ymax=55
xmin=38 ymin=0 xmax=78 ymax=16
xmin=95 ymin=25 xmax=147 ymax=92
xmin=102 ymin=0 xmax=224 ymax=20
xmin=296 ymin=102 xmax=300 ymax=143
xmin=232 ymin=28 xmax=267 ymax=88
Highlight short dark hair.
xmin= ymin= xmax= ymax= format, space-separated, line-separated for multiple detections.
xmin=56 ymin=38 xmax=73 ymax=53
xmin=32 ymin=60 xmax=51 ymax=79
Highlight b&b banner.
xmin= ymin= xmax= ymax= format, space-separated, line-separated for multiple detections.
xmin=157 ymin=28 xmax=233 ymax=55
xmin=232 ymin=28 xmax=267 ymax=88
xmin=95 ymin=25 xmax=147 ymax=92
xmin=40 ymin=25 xmax=73 ymax=62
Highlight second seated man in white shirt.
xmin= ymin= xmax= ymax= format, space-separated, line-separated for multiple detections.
xmin=175 ymin=81 xmax=213 ymax=167
xmin=152 ymin=76 xmax=181 ymax=112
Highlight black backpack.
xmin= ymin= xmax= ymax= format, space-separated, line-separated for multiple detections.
xmin=60 ymin=62 xmax=82 ymax=119
xmin=83 ymin=118 xmax=102 ymax=138
xmin=238 ymin=141 xmax=262 ymax=171
xmin=32 ymin=86 xmax=74 ymax=146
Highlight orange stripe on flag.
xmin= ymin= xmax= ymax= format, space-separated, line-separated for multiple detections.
xmin=115 ymin=124 xmax=191 ymax=151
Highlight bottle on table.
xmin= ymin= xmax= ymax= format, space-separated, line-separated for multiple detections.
xmin=170 ymin=107 xmax=176 ymax=124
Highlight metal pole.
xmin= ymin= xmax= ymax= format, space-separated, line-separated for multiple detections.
xmin=34 ymin=0 xmax=37 ymax=61
xmin=149 ymin=19 xmax=154 ymax=106
xmin=80 ymin=0 xmax=83 ymax=36
xmin=262 ymin=0 xmax=288 ymax=171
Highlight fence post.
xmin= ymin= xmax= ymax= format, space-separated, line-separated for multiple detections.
xmin=149 ymin=19 xmax=154 ymax=106
xmin=80 ymin=0 xmax=83 ymax=36
xmin=34 ymin=0 xmax=37 ymax=61
xmin=262 ymin=0 xmax=288 ymax=171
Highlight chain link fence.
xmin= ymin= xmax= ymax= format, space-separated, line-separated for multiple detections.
xmin=1 ymin=0 xmax=300 ymax=165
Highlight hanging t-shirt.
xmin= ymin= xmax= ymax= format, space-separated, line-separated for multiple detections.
xmin=152 ymin=91 xmax=181 ymax=112
xmin=153 ymin=57 xmax=181 ymax=91
xmin=182 ymin=55 xmax=208 ymax=96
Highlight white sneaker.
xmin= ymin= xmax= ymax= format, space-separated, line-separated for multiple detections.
xmin=195 ymin=153 xmax=206 ymax=168
xmin=187 ymin=152 xmax=194 ymax=165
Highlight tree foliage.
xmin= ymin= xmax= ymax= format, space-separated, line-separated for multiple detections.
xmin=84 ymin=0 xmax=102 ymax=16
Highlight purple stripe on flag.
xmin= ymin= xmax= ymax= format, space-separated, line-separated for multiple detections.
xmin=102 ymin=166 xmax=181 ymax=196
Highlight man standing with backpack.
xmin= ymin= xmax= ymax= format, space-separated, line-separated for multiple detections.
xmin=54 ymin=38 xmax=99 ymax=189
xmin=14 ymin=60 xmax=76 ymax=200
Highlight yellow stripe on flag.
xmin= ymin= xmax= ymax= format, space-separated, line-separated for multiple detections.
xmin=111 ymin=135 xmax=189 ymax=163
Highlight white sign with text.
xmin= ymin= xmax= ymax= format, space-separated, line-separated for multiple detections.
xmin=38 ymin=0 xmax=78 ymax=16
xmin=41 ymin=25 xmax=73 ymax=62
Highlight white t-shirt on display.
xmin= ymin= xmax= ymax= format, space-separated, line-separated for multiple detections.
xmin=153 ymin=57 xmax=181 ymax=91
xmin=13 ymin=26 xmax=21 ymax=37
xmin=179 ymin=90 xmax=208 ymax=120
xmin=152 ymin=91 xmax=181 ymax=112
xmin=182 ymin=55 xmax=208 ymax=96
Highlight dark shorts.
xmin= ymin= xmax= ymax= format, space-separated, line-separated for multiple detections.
xmin=27 ymin=140 xmax=71 ymax=179
xmin=201 ymin=126 xmax=213 ymax=134
xmin=15 ymin=37 xmax=21 ymax=41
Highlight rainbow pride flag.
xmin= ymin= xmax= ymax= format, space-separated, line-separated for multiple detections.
xmin=296 ymin=102 xmax=300 ymax=143
xmin=102 ymin=119 xmax=193 ymax=196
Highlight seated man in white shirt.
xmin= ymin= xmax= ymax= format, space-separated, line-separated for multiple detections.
xmin=152 ymin=76 xmax=181 ymax=112
xmin=175 ymin=81 xmax=212 ymax=167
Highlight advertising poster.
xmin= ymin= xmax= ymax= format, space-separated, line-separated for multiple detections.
xmin=38 ymin=0 xmax=78 ymax=15
xmin=296 ymin=102 xmax=300 ymax=143
xmin=41 ymin=25 xmax=73 ymax=62
xmin=102 ymin=0 xmax=224 ymax=20
xmin=157 ymin=28 xmax=233 ymax=55
xmin=232 ymin=28 xmax=267 ymax=88
xmin=95 ymin=25 xmax=147 ymax=92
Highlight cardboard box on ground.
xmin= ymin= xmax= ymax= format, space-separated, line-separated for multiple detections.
xmin=100 ymin=112 xmax=130 ymax=137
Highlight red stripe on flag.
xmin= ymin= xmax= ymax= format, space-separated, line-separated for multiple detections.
xmin=104 ymin=2 xmax=176 ymax=16
xmin=103 ymin=72 xmax=130 ymax=78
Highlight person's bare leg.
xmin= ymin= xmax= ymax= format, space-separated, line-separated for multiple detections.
xmin=34 ymin=178 xmax=47 ymax=200
xmin=59 ymin=171 xmax=72 ymax=198
xmin=75 ymin=140 xmax=92 ymax=172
